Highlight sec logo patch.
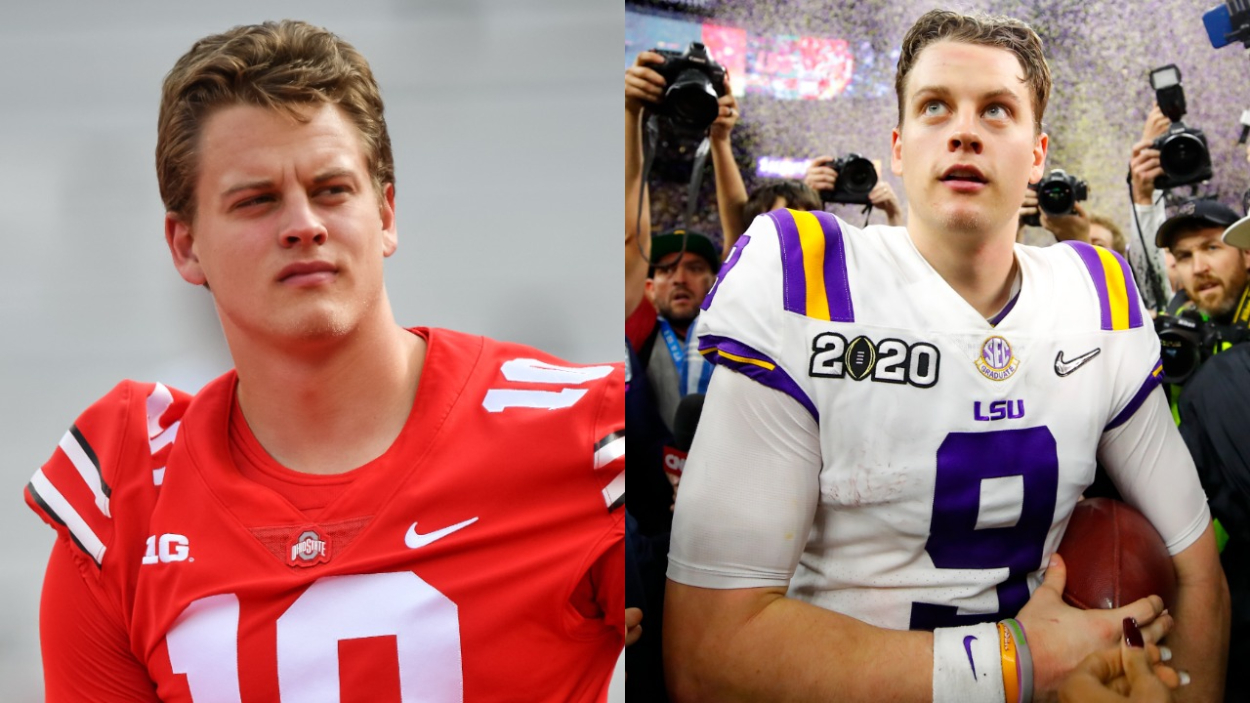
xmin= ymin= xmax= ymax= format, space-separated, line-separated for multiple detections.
xmin=975 ymin=335 xmax=1020 ymax=382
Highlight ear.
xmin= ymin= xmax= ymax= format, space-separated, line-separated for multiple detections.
xmin=644 ymin=278 xmax=656 ymax=303
xmin=380 ymin=182 xmax=398 ymax=257
xmin=165 ymin=213 xmax=208 ymax=286
xmin=890 ymin=126 xmax=903 ymax=177
xmin=1030 ymin=132 xmax=1049 ymax=184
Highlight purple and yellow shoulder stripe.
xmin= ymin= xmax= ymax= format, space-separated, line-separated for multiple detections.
xmin=698 ymin=334 xmax=818 ymax=420
xmin=1062 ymin=241 xmax=1144 ymax=331
xmin=1106 ymin=358 xmax=1165 ymax=431
xmin=766 ymin=208 xmax=854 ymax=323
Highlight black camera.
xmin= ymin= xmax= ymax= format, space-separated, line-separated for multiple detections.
xmin=1022 ymin=169 xmax=1088 ymax=227
xmin=1149 ymin=65 xmax=1213 ymax=190
xmin=1154 ymin=310 xmax=1250 ymax=384
xmin=653 ymin=42 xmax=727 ymax=134
xmin=820 ymin=153 xmax=878 ymax=205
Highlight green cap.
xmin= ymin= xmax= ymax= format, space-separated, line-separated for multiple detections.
xmin=649 ymin=229 xmax=721 ymax=274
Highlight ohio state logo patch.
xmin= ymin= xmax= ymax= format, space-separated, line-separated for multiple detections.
xmin=288 ymin=528 xmax=330 ymax=568
xmin=975 ymin=335 xmax=1020 ymax=382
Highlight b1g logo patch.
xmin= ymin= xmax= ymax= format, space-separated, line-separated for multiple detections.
xmin=975 ymin=335 xmax=1020 ymax=381
xmin=809 ymin=332 xmax=939 ymax=388
xmin=289 ymin=528 xmax=330 ymax=568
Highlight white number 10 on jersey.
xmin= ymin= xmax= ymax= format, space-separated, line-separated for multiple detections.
xmin=166 ymin=571 xmax=463 ymax=702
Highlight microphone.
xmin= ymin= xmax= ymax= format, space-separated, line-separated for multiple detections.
xmin=663 ymin=394 xmax=705 ymax=487
xmin=673 ymin=393 xmax=705 ymax=452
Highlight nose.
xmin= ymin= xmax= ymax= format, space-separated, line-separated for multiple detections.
xmin=948 ymin=114 xmax=982 ymax=154
xmin=279 ymin=194 xmax=328 ymax=248
xmin=1192 ymin=251 xmax=1212 ymax=274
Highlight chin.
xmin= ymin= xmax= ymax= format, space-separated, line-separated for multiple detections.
xmin=935 ymin=207 xmax=991 ymax=235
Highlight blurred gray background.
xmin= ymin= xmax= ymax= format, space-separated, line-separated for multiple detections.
xmin=0 ymin=1 xmax=622 ymax=700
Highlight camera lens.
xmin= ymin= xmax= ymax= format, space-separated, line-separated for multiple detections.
xmin=666 ymin=69 xmax=720 ymax=130
xmin=1158 ymin=332 xmax=1200 ymax=385
xmin=1038 ymin=180 xmax=1074 ymax=216
xmin=840 ymin=159 xmax=877 ymax=194
xmin=1160 ymin=133 xmax=1207 ymax=181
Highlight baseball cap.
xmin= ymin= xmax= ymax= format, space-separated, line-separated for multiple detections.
xmin=1223 ymin=213 xmax=1250 ymax=249
xmin=649 ymin=229 xmax=721 ymax=274
xmin=1155 ymin=199 xmax=1240 ymax=249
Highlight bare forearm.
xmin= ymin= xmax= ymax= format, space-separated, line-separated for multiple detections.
xmin=625 ymin=109 xmax=650 ymax=316
xmin=1164 ymin=524 xmax=1229 ymax=702
xmin=1168 ymin=560 xmax=1229 ymax=702
xmin=710 ymin=136 xmax=748 ymax=256
xmin=664 ymin=581 xmax=933 ymax=702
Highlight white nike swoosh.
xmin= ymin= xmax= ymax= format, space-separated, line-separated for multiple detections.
xmin=1054 ymin=348 xmax=1101 ymax=377
xmin=404 ymin=517 xmax=479 ymax=549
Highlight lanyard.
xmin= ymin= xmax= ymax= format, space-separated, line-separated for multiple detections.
xmin=1233 ymin=284 xmax=1250 ymax=329
xmin=656 ymin=316 xmax=712 ymax=396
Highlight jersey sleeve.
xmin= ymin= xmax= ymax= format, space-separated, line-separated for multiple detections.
xmin=1059 ymin=241 xmax=1164 ymax=431
xmin=697 ymin=209 xmax=853 ymax=420
xmin=40 ymin=543 xmax=161 ymax=703
xmin=1099 ymin=386 xmax=1210 ymax=555
xmin=1059 ymin=242 xmax=1210 ymax=553
xmin=24 ymin=381 xmax=191 ymax=575
xmin=591 ymin=363 xmax=626 ymax=514
xmin=668 ymin=366 xmax=822 ymax=589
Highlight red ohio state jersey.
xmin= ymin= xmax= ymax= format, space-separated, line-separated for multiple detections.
xmin=26 ymin=328 xmax=626 ymax=703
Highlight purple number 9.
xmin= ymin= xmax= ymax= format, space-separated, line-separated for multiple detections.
xmin=909 ymin=427 xmax=1059 ymax=631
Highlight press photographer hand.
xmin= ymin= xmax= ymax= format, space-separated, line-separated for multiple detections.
xmin=1042 ymin=201 xmax=1091 ymax=244
xmin=1020 ymin=186 xmax=1040 ymax=225
xmin=1130 ymin=105 xmax=1170 ymax=205
xmin=805 ymin=155 xmax=838 ymax=193
xmin=709 ymin=72 xmax=739 ymax=142
xmin=625 ymin=51 xmax=666 ymax=116
xmin=868 ymin=179 xmax=904 ymax=226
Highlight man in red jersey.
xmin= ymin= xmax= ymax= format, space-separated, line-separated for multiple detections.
xmin=25 ymin=19 xmax=624 ymax=702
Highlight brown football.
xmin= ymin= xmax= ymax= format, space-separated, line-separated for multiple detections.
xmin=1055 ymin=498 xmax=1177 ymax=610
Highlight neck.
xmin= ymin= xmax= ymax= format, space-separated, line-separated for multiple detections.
xmin=224 ymin=304 xmax=425 ymax=475
xmin=664 ymin=317 xmax=691 ymax=340
xmin=908 ymin=214 xmax=1018 ymax=318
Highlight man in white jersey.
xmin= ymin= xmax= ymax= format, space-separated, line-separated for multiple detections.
xmin=664 ymin=9 xmax=1228 ymax=703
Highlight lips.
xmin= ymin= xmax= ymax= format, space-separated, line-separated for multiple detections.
xmin=940 ymin=164 xmax=988 ymax=183
xmin=278 ymin=260 xmax=338 ymax=284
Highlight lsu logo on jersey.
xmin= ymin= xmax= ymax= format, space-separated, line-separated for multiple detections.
xmin=808 ymin=332 xmax=940 ymax=388
xmin=974 ymin=399 xmax=1026 ymax=421
xmin=975 ymin=335 xmax=1020 ymax=381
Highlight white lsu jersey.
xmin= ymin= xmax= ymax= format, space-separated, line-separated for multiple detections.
xmin=673 ymin=209 xmax=1208 ymax=632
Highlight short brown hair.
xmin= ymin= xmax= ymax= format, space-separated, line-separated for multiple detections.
xmin=743 ymin=181 xmax=822 ymax=224
xmin=156 ymin=20 xmax=393 ymax=219
xmin=1089 ymin=213 xmax=1127 ymax=257
xmin=895 ymin=10 xmax=1051 ymax=134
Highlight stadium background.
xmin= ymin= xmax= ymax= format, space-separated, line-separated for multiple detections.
xmin=631 ymin=0 xmax=1250 ymax=249
xmin=0 ymin=1 xmax=621 ymax=700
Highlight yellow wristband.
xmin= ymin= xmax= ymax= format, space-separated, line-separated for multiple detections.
xmin=998 ymin=622 xmax=1019 ymax=703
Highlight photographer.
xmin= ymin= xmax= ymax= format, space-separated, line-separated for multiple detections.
xmin=1156 ymin=201 xmax=1249 ymax=328
xmin=626 ymin=50 xmax=749 ymax=262
xmin=804 ymin=155 xmax=905 ymax=226
xmin=625 ymin=50 xmax=723 ymax=421
xmin=1171 ymin=214 xmax=1250 ymax=700
xmin=1017 ymin=184 xmax=1091 ymax=245
xmin=1128 ymin=105 xmax=1182 ymax=312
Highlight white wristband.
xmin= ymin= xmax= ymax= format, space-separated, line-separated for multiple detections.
xmin=933 ymin=622 xmax=1005 ymax=703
